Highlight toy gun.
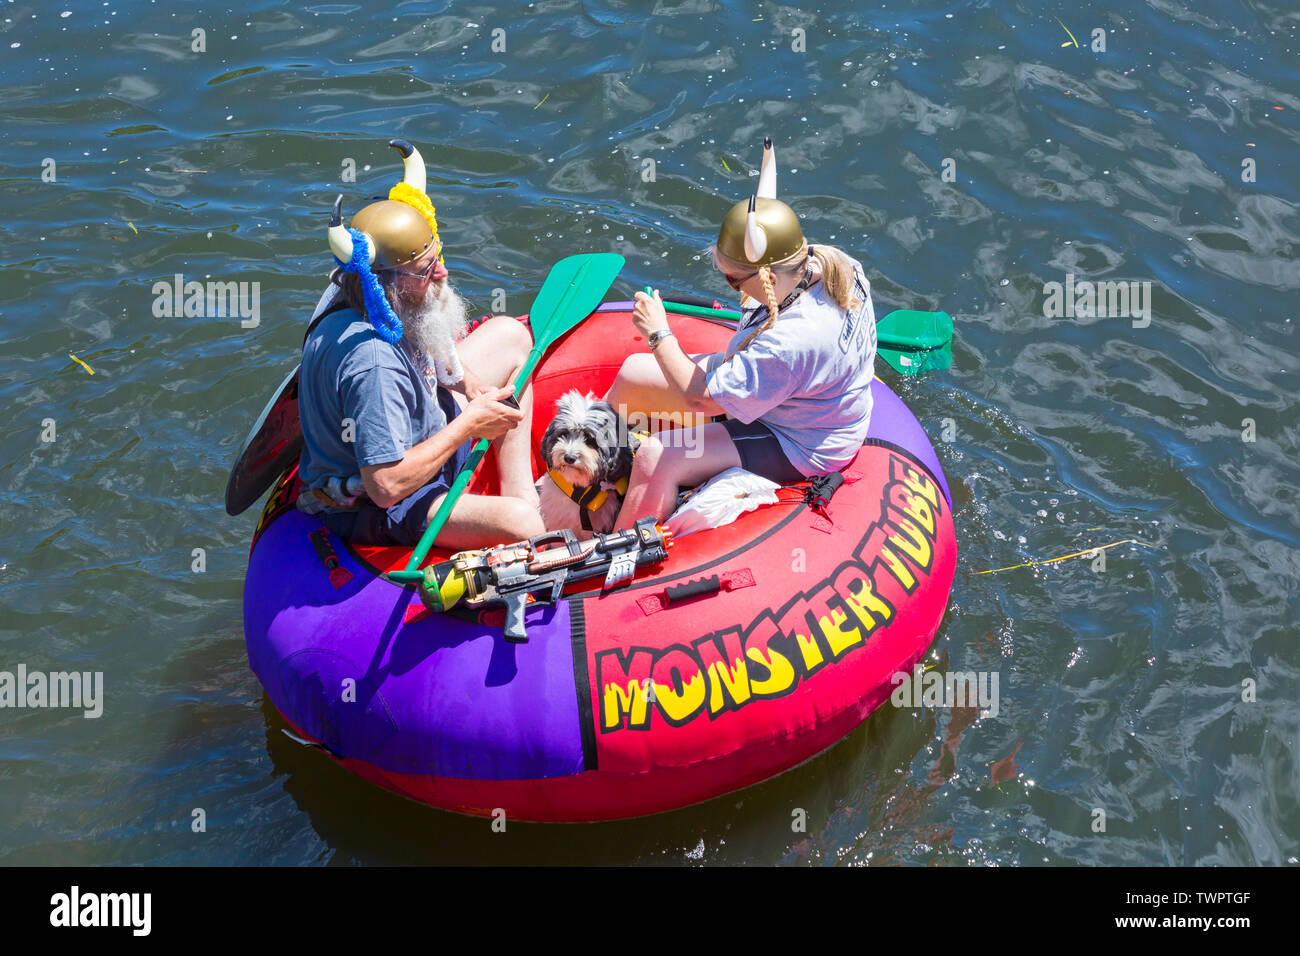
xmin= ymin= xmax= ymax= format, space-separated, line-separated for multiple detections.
xmin=388 ymin=517 xmax=673 ymax=643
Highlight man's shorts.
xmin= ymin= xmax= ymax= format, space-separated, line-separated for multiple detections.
xmin=321 ymin=391 xmax=474 ymax=548
xmin=720 ymin=418 xmax=807 ymax=485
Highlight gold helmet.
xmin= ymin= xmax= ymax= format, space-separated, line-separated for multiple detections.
xmin=346 ymin=200 xmax=434 ymax=270
xmin=327 ymin=139 xmax=441 ymax=270
xmin=715 ymin=136 xmax=806 ymax=268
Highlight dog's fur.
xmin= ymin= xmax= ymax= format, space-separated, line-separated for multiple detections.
xmin=536 ymin=391 xmax=636 ymax=537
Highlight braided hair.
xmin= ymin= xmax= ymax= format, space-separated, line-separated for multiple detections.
xmin=712 ymin=243 xmax=860 ymax=359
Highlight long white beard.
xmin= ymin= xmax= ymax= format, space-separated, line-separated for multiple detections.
xmin=402 ymin=281 xmax=469 ymax=387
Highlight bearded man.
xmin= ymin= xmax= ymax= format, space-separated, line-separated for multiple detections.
xmin=296 ymin=139 xmax=543 ymax=550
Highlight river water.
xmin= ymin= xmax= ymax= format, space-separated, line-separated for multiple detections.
xmin=1 ymin=0 xmax=1297 ymax=865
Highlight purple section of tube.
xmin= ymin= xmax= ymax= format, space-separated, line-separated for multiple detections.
xmin=246 ymin=510 xmax=584 ymax=780
xmin=864 ymin=379 xmax=953 ymax=507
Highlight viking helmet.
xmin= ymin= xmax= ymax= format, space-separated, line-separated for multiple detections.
xmin=715 ymin=137 xmax=806 ymax=268
xmin=327 ymin=139 xmax=438 ymax=270
xmin=325 ymin=139 xmax=445 ymax=345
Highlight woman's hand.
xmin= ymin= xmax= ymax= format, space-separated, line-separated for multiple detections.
xmin=632 ymin=289 xmax=669 ymax=339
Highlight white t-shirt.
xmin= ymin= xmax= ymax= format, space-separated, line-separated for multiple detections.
xmin=705 ymin=255 xmax=877 ymax=476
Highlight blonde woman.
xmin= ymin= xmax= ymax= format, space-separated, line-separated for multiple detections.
xmin=606 ymin=138 xmax=879 ymax=528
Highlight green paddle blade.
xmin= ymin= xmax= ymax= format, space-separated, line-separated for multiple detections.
xmin=878 ymin=339 xmax=952 ymax=376
xmin=876 ymin=309 xmax=953 ymax=351
xmin=400 ymin=253 xmax=625 ymax=575
xmin=875 ymin=309 xmax=953 ymax=376
xmin=519 ymin=253 xmax=626 ymax=384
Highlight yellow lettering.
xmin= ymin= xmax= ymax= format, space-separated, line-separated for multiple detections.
xmin=792 ymin=628 xmax=824 ymax=671
xmin=887 ymin=515 xmax=932 ymax=570
xmin=860 ymin=525 xmax=916 ymax=591
xmin=892 ymin=456 xmax=940 ymax=510
xmin=603 ymin=681 xmax=648 ymax=730
xmin=878 ymin=541 xmax=916 ymax=590
xmin=833 ymin=566 xmax=894 ymax=632
xmin=707 ymin=655 xmax=751 ymax=713
xmin=745 ymin=645 xmax=797 ymax=698
xmin=695 ymin=632 xmax=752 ymax=715
xmin=818 ymin=606 xmax=863 ymax=658
xmin=654 ymin=670 xmax=707 ymax=724
xmin=892 ymin=484 xmax=935 ymax=536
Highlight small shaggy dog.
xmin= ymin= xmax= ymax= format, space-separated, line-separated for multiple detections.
xmin=536 ymin=390 xmax=639 ymax=536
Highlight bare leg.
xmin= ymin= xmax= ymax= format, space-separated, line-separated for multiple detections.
xmin=456 ymin=316 xmax=539 ymax=505
xmin=603 ymin=352 xmax=712 ymax=425
xmin=612 ymin=423 xmax=742 ymax=528
xmin=426 ymin=492 xmax=546 ymax=551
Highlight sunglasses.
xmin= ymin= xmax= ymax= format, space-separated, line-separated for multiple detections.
xmin=385 ymin=245 xmax=444 ymax=281
xmin=722 ymin=269 xmax=758 ymax=291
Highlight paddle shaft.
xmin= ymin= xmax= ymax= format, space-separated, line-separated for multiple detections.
xmin=659 ymin=299 xmax=948 ymax=351
xmin=401 ymin=344 xmax=546 ymax=574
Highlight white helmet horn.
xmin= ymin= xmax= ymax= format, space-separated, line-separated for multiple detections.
xmin=756 ymin=136 xmax=776 ymax=200
xmin=389 ymin=138 xmax=426 ymax=194
xmin=327 ymin=195 xmax=374 ymax=265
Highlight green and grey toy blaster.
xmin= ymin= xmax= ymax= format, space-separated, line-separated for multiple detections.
xmin=389 ymin=517 xmax=674 ymax=643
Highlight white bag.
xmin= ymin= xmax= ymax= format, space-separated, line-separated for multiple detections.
xmin=665 ymin=467 xmax=780 ymax=537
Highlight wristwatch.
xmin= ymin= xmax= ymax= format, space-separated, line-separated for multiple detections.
xmin=648 ymin=328 xmax=675 ymax=351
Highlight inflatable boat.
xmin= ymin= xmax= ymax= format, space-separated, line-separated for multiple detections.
xmin=240 ymin=300 xmax=956 ymax=821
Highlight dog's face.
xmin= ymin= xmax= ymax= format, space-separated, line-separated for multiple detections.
xmin=540 ymin=391 xmax=629 ymax=489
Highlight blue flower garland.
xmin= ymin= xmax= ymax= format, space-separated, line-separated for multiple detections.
xmin=334 ymin=228 xmax=403 ymax=344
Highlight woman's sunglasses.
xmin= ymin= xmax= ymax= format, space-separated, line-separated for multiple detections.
xmin=723 ymin=269 xmax=758 ymax=291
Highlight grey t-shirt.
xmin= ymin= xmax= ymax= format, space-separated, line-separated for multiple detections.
xmin=298 ymin=305 xmax=456 ymax=493
xmin=705 ymin=257 xmax=877 ymax=477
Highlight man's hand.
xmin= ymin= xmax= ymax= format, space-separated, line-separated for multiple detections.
xmin=463 ymin=385 xmax=524 ymax=441
xmin=457 ymin=366 xmax=495 ymax=401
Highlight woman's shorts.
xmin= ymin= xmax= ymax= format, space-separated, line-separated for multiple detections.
xmin=720 ymin=418 xmax=808 ymax=485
